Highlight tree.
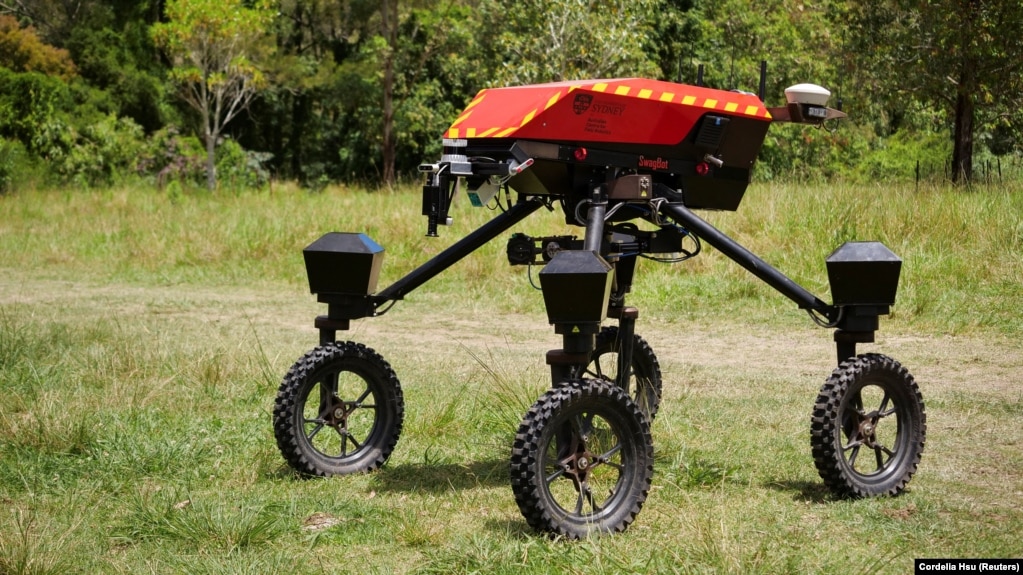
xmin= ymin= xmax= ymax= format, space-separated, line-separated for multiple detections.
xmin=0 ymin=0 xmax=90 ymax=44
xmin=152 ymin=0 xmax=275 ymax=190
xmin=842 ymin=0 xmax=1023 ymax=183
xmin=64 ymin=1 xmax=169 ymax=133
xmin=385 ymin=0 xmax=486 ymax=184
xmin=0 ymin=14 xmax=76 ymax=79
xmin=480 ymin=0 xmax=661 ymax=86
xmin=380 ymin=0 xmax=397 ymax=186
xmin=240 ymin=0 xmax=373 ymax=184
xmin=685 ymin=0 xmax=860 ymax=180
xmin=366 ymin=0 xmax=454 ymax=186
xmin=0 ymin=16 xmax=76 ymax=162
xmin=390 ymin=3 xmax=489 ymax=174
xmin=244 ymin=0 xmax=487 ymax=184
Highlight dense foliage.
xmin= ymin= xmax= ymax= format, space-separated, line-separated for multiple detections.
xmin=0 ymin=0 xmax=1020 ymax=190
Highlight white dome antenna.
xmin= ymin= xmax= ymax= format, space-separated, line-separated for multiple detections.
xmin=768 ymin=82 xmax=847 ymax=124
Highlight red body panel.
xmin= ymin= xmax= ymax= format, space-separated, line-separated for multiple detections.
xmin=444 ymin=78 xmax=771 ymax=145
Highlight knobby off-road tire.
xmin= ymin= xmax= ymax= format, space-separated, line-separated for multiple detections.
xmin=578 ymin=326 xmax=663 ymax=420
xmin=273 ymin=342 xmax=404 ymax=476
xmin=810 ymin=353 xmax=925 ymax=498
xmin=510 ymin=379 xmax=654 ymax=539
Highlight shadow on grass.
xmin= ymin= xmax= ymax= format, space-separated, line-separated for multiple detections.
xmin=371 ymin=458 xmax=510 ymax=493
xmin=255 ymin=456 xmax=513 ymax=493
xmin=762 ymin=478 xmax=835 ymax=503
xmin=484 ymin=517 xmax=539 ymax=538
xmin=267 ymin=458 xmax=510 ymax=493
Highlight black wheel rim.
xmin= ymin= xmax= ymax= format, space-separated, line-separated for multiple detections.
xmin=300 ymin=364 xmax=381 ymax=461
xmin=839 ymin=380 xmax=908 ymax=481
xmin=541 ymin=406 xmax=628 ymax=519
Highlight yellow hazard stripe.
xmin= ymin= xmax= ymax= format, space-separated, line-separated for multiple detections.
xmin=520 ymin=109 xmax=537 ymax=126
xmin=660 ymin=91 xmax=769 ymax=118
xmin=614 ymin=85 xmax=631 ymax=96
xmin=496 ymin=127 xmax=516 ymax=137
xmin=449 ymin=110 xmax=472 ymax=128
xmin=463 ymin=93 xmax=486 ymax=111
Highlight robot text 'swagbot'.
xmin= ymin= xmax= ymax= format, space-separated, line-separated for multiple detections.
xmin=272 ymin=75 xmax=926 ymax=539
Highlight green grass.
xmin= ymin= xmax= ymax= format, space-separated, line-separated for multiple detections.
xmin=1 ymin=181 xmax=1021 ymax=573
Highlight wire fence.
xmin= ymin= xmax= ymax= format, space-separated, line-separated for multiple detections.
xmin=914 ymin=155 xmax=1023 ymax=187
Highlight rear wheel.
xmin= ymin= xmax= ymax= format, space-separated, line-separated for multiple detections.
xmin=273 ymin=342 xmax=404 ymax=476
xmin=579 ymin=326 xmax=662 ymax=420
xmin=510 ymin=379 xmax=654 ymax=538
xmin=810 ymin=353 xmax=925 ymax=497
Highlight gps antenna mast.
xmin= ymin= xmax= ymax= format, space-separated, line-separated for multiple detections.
xmin=758 ymin=60 xmax=767 ymax=101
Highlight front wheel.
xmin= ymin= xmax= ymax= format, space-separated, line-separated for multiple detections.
xmin=273 ymin=342 xmax=404 ymax=476
xmin=510 ymin=379 xmax=654 ymax=538
xmin=810 ymin=353 xmax=926 ymax=498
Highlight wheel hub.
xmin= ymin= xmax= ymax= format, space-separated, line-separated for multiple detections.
xmin=324 ymin=396 xmax=360 ymax=432
xmin=857 ymin=412 xmax=881 ymax=448
xmin=562 ymin=448 xmax=599 ymax=486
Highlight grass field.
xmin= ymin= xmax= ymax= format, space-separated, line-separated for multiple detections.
xmin=1 ymin=181 xmax=1021 ymax=573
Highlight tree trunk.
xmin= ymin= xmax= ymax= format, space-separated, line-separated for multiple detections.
xmin=951 ymin=79 xmax=975 ymax=185
xmin=290 ymin=92 xmax=307 ymax=182
xmin=950 ymin=0 xmax=979 ymax=185
xmin=381 ymin=0 xmax=397 ymax=187
xmin=206 ymin=130 xmax=217 ymax=191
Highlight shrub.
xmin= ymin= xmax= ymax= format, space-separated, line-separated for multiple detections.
xmin=0 ymin=68 xmax=72 ymax=154
xmin=54 ymin=115 xmax=146 ymax=187
xmin=0 ymin=139 xmax=19 ymax=192
xmin=215 ymin=137 xmax=273 ymax=191
xmin=135 ymin=126 xmax=206 ymax=188
xmin=854 ymin=129 xmax=949 ymax=183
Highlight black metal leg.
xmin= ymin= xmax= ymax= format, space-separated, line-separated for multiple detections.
xmin=612 ymin=307 xmax=638 ymax=389
xmin=375 ymin=197 xmax=544 ymax=304
xmin=835 ymin=329 xmax=874 ymax=365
